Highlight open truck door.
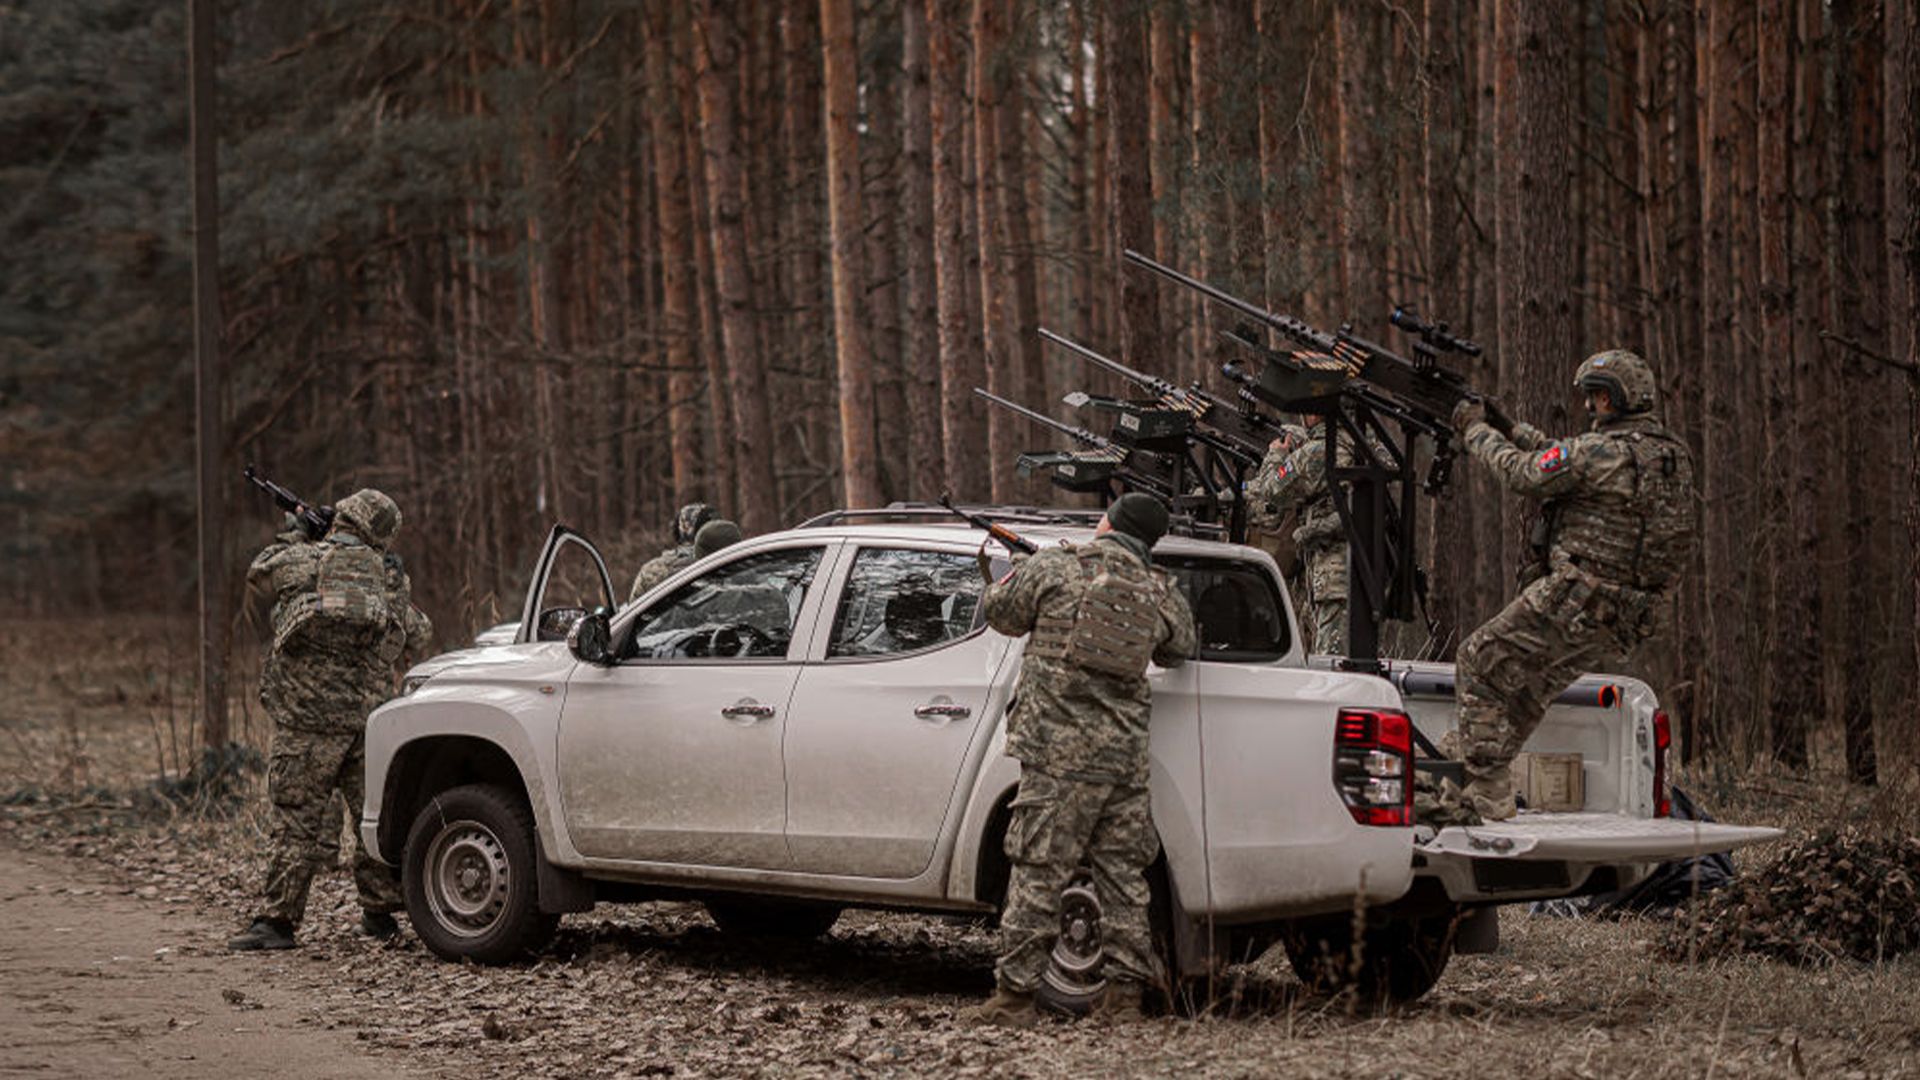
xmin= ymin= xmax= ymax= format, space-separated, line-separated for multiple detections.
xmin=515 ymin=524 xmax=617 ymax=645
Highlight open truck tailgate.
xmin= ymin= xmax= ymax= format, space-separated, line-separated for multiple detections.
xmin=1416 ymin=812 xmax=1782 ymax=904
xmin=1422 ymin=812 xmax=1781 ymax=860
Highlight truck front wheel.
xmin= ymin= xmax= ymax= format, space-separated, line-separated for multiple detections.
xmin=403 ymin=783 xmax=559 ymax=963
xmin=1280 ymin=906 xmax=1459 ymax=1007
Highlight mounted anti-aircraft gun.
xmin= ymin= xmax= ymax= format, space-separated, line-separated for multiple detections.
xmin=1122 ymin=249 xmax=1494 ymax=671
xmin=972 ymin=388 xmax=1178 ymax=500
xmin=1036 ymin=329 xmax=1280 ymax=541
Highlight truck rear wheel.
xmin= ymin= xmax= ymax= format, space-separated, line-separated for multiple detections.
xmin=704 ymin=898 xmax=842 ymax=939
xmin=403 ymin=783 xmax=559 ymax=963
xmin=1280 ymin=906 xmax=1458 ymax=1007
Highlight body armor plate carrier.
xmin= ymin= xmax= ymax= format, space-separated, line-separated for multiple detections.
xmin=1026 ymin=545 xmax=1168 ymax=678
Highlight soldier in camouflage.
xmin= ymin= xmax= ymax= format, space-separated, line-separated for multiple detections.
xmin=628 ymin=502 xmax=718 ymax=602
xmin=229 ymin=489 xmax=433 ymax=951
xmin=1446 ymin=350 xmax=1695 ymax=823
xmin=1246 ymin=414 xmax=1354 ymax=655
xmin=961 ymin=493 xmax=1197 ymax=1027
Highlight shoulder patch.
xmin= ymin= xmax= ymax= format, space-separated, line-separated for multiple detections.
xmin=1536 ymin=444 xmax=1568 ymax=473
xmin=1274 ymin=461 xmax=1292 ymax=480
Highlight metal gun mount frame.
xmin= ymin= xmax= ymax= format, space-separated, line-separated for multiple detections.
xmin=1124 ymin=249 xmax=1482 ymax=673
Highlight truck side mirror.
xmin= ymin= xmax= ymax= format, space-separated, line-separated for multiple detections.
xmin=567 ymin=608 xmax=615 ymax=666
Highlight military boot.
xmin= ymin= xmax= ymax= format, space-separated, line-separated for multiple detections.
xmin=1088 ymin=981 xmax=1149 ymax=1024
xmin=227 ymin=918 xmax=296 ymax=951
xmin=959 ymin=987 xmax=1038 ymax=1028
xmin=360 ymin=911 xmax=400 ymax=939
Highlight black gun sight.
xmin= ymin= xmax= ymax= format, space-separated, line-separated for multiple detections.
xmin=1390 ymin=306 xmax=1482 ymax=359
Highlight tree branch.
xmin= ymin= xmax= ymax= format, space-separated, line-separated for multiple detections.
xmin=1820 ymin=330 xmax=1920 ymax=378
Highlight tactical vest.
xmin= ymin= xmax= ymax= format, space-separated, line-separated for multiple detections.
xmin=272 ymin=535 xmax=396 ymax=654
xmin=1026 ymin=544 xmax=1168 ymax=678
xmin=1552 ymin=424 xmax=1697 ymax=592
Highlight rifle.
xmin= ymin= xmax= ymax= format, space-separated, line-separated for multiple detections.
xmin=973 ymin=387 xmax=1177 ymax=499
xmin=243 ymin=465 xmax=334 ymax=540
xmin=938 ymin=493 xmax=1039 ymax=555
xmin=1038 ymin=327 xmax=1279 ymax=463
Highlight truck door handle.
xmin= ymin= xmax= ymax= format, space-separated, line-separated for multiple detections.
xmin=914 ymin=703 xmax=971 ymax=721
xmin=721 ymin=703 xmax=775 ymax=721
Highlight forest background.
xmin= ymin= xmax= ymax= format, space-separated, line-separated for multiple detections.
xmin=2 ymin=0 xmax=1916 ymax=782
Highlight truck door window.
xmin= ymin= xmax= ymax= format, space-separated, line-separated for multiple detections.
xmin=1158 ymin=556 xmax=1292 ymax=661
xmin=624 ymin=547 xmax=823 ymax=660
xmin=827 ymin=548 xmax=985 ymax=658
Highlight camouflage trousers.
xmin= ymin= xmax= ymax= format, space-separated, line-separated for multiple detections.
xmin=1303 ymin=546 xmax=1348 ymax=656
xmin=996 ymin=767 xmax=1163 ymax=993
xmin=257 ymin=726 xmax=401 ymax=927
xmin=1456 ymin=564 xmax=1646 ymax=802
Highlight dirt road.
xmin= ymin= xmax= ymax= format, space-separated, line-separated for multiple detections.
xmin=0 ymin=843 xmax=417 ymax=1080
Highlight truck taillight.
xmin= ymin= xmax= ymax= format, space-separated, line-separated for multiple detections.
xmin=1652 ymin=709 xmax=1672 ymax=818
xmin=1333 ymin=708 xmax=1414 ymax=827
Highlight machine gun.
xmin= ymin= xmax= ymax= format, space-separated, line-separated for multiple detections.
xmin=1123 ymin=249 xmax=1488 ymax=670
xmin=973 ymin=388 xmax=1178 ymax=500
xmin=243 ymin=465 xmax=334 ymax=541
xmin=1037 ymin=328 xmax=1283 ymax=463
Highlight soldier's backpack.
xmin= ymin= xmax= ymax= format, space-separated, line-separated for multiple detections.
xmin=272 ymin=536 xmax=395 ymax=654
xmin=1030 ymin=545 xmax=1169 ymax=678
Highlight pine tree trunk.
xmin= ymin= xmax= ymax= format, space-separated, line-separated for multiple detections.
xmin=1758 ymin=0 xmax=1808 ymax=770
xmin=1188 ymin=5 xmax=1219 ymax=384
xmin=929 ymin=0 xmax=988 ymax=500
xmin=1148 ymin=1 xmax=1184 ymax=368
xmin=864 ymin=17 xmax=907 ymax=503
xmin=820 ymin=0 xmax=882 ymax=510
xmin=1106 ymin=0 xmax=1163 ymax=369
xmin=645 ymin=2 xmax=703 ymax=508
xmin=1889 ymin=0 xmax=1920 ymax=716
xmin=1834 ymin=0 xmax=1883 ymax=785
xmin=900 ymin=0 xmax=945 ymax=498
xmin=972 ymin=0 xmax=1017 ymax=500
xmin=692 ymin=0 xmax=779 ymax=533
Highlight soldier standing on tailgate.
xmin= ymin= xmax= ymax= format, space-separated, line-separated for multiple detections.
xmin=628 ymin=502 xmax=719 ymax=602
xmin=961 ymin=493 xmax=1197 ymax=1027
xmin=1446 ymin=350 xmax=1696 ymax=823
xmin=229 ymin=489 xmax=432 ymax=951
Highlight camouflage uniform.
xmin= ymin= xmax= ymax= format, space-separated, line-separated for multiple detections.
xmin=982 ymin=532 xmax=1197 ymax=995
xmin=249 ymin=490 xmax=432 ymax=929
xmin=1452 ymin=350 xmax=1695 ymax=819
xmin=1247 ymin=422 xmax=1350 ymax=655
xmin=628 ymin=502 xmax=717 ymax=602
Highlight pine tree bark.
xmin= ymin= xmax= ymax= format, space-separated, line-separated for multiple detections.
xmin=929 ymin=0 xmax=988 ymax=499
xmin=972 ymin=0 xmax=1017 ymax=500
xmin=1834 ymin=0 xmax=1883 ymax=784
xmin=901 ymin=0 xmax=945 ymax=498
xmin=692 ymin=0 xmax=779 ymax=533
xmin=1106 ymin=0 xmax=1162 ymax=369
xmin=645 ymin=2 xmax=702 ymax=507
xmin=1757 ymin=0 xmax=1808 ymax=769
xmin=864 ymin=7 xmax=907 ymax=502
xmin=821 ymin=0 xmax=882 ymax=509
xmin=1889 ymin=0 xmax=1920 ymax=712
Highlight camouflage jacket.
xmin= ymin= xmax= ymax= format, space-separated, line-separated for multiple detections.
xmin=983 ymin=534 xmax=1196 ymax=785
xmin=248 ymin=531 xmax=433 ymax=732
xmin=1247 ymin=424 xmax=1376 ymax=552
xmin=629 ymin=544 xmax=695 ymax=602
xmin=1463 ymin=414 xmax=1697 ymax=593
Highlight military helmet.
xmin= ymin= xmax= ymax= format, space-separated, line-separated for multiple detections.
xmin=1574 ymin=349 xmax=1658 ymax=414
xmin=334 ymin=488 xmax=402 ymax=549
xmin=674 ymin=502 xmax=718 ymax=545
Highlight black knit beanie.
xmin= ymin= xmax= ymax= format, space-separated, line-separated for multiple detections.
xmin=1105 ymin=492 xmax=1170 ymax=546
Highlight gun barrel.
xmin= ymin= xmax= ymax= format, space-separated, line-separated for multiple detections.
xmin=1123 ymin=248 xmax=1336 ymax=353
xmin=1037 ymin=327 xmax=1165 ymax=391
xmin=972 ymin=387 xmax=1104 ymax=447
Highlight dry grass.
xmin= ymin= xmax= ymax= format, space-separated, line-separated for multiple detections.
xmin=4 ymin=618 xmax=1918 ymax=1077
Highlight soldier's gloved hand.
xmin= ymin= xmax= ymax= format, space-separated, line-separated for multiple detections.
xmin=1483 ymin=396 xmax=1516 ymax=437
xmin=1451 ymin=398 xmax=1487 ymax=435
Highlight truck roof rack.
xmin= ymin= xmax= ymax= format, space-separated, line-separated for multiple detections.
xmin=795 ymin=502 xmax=1106 ymax=530
xmin=795 ymin=501 xmax=1228 ymax=541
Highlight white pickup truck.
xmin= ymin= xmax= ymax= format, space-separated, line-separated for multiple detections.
xmin=363 ymin=508 xmax=1777 ymax=1006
